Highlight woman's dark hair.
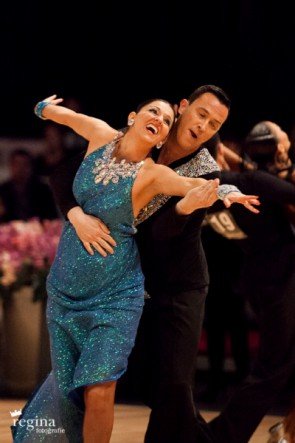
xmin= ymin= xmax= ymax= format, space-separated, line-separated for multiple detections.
xmin=136 ymin=98 xmax=176 ymax=119
xmin=188 ymin=85 xmax=231 ymax=110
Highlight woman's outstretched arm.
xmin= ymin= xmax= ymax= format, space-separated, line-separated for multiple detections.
xmin=35 ymin=94 xmax=116 ymax=147
xmin=151 ymin=163 xmax=260 ymax=211
xmin=133 ymin=161 xmax=260 ymax=217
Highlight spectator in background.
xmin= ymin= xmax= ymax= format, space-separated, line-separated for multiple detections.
xmin=34 ymin=97 xmax=87 ymax=182
xmin=200 ymin=134 xmax=251 ymax=403
xmin=204 ymin=133 xmax=295 ymax=443
xmin=0 ymin=148 xmax=58 ymax=222
xmin=34 ymin=123 xmax=68 ymax=180
xmin=201 ymin=194 xmax=251 ymax=401
xmin=61 ymin=96 xmax=88 ymax=153
xmin=244 ymin=120 xmax=295 ymax=183
xmin=244 ymin=120 xmax=295 ymax=227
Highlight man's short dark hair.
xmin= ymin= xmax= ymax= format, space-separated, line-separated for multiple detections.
xmin=188 ymin=85 xmax=231 ymax=110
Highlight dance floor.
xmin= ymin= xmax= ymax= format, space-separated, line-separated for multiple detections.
xmin=0 ymin=399 xmax=282 ymax=442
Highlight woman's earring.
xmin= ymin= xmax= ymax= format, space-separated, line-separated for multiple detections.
xmin=156 ymin=141 xmax=163 ymax=149
xmin=128 ymin=118 xmax=134 ymax=126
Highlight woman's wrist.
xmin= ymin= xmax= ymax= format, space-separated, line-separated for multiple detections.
xmin=34 ymin=100 xmax=50 ymax=120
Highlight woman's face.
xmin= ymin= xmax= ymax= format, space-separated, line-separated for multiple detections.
xmin=133 ymin=100 xmax=174 ymax=145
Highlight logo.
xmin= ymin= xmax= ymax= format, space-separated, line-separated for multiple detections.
xmin=10 ymin=409 xmax=22 ymax=418
xmin=9 ymin=411 xmax=65 ymax=435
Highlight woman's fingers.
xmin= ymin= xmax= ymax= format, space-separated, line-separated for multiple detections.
xmin=44 ymin=94 xmax=57 ymax=101
xmin=243 ymin=201 xmax=260 ymax=213
xmin=42 ymin=94 xmax=63 ymax=105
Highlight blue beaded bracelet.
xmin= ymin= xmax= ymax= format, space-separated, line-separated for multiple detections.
xmin=34 ymin=100 xmax=50 ymax=120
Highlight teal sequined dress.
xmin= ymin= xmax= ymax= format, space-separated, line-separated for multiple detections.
xmin=12 ymin=134 xmax=145 ymax=442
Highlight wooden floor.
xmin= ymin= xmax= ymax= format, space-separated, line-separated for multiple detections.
xmin=0 ymin=399 xmax=282 ymax=442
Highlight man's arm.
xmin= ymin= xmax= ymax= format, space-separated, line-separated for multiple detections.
xmin=49 ymin=152 xmax=84 ymax=219
xmin=222 ymin=170 xmax=295 ymax=204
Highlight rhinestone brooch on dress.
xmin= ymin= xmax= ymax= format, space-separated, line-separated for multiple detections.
xmin=93 ymin=135 xmax=144 ymax=186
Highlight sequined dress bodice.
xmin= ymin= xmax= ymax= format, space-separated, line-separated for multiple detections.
xmin=47 ymin=138 xmax=145 ymax=309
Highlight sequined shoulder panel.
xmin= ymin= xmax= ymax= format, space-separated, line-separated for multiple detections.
xmin=135 ymin=148 xmax=219 ymax=225
xmin=180 ymin=148 xmax=220 ymax=177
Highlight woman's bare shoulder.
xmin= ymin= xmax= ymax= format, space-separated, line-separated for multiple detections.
xmin=87 ymin=125 xmax=118 ymax=154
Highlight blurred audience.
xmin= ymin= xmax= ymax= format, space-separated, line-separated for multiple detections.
xmin=34 ymin=97 xmax=87 ymax=181
xmin=244 ymin=120 xmax=295 ymax=227
xmin=0 ymin=148 xmax=58 ymax=222
xmin=204 ymin=131 xmax=295 ymax=443
xmin=34 ymin=123 xmax=68 ymax=180
xmin=200 ymin=134 xmax=252 ymax=401
xmin=201 ymin=225 xmax=250 ymax=402
xmin=244 ymin=120 xmax=295 ymax=183
xmin=59 ymin=96 xmax=88 ymax=153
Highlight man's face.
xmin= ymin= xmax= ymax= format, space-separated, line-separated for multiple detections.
xmin=175 ymin=92 xmax=229 ymax=152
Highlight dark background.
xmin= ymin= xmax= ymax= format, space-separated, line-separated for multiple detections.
xmin=1 ymin=1 xmax=295 ymax=141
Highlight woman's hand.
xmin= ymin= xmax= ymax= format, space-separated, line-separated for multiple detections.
xmin=40 ymin=94 xmax=64 ymax=106
xmin=68 ymin=207 xmax=117 ymax=256
xmin=34 ymin=94 xmax=64 ymax=120
xmin=176 ymin=180 xmax=219 ymax=215
xmin=223 ymin=192 xmax=260 ymax=214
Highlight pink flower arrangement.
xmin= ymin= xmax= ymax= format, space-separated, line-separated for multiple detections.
xmin=0 ymin=218 xmax=63 ymax=294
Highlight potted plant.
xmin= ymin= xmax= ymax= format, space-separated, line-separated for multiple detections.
xmin=0 ymin=218 xmax=63 ymax=395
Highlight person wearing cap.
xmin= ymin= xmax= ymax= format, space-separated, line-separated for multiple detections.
xmin=204 ymin=132 xmax=295 ymax=443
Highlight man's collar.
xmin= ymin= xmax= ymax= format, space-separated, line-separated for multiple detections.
xmin=152 ymin=145 xmax=206 ymax=168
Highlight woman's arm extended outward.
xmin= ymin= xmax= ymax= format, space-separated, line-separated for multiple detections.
xmin=35 ymin=95 xmax=116 ymax=154
xmin=132 ymin=161 xmax=260 ymax=218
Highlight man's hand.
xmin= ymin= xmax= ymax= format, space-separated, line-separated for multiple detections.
xmin=67 ymin=207 xmax=116 ymax=256
xmin=176 ymin=179 xmax=219 ymax=215
xmin=223 ymin=192 xmax=260 ymax=214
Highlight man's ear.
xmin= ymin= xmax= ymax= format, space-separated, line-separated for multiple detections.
xmin=177 ymin=99 xmax=189 ymax=115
